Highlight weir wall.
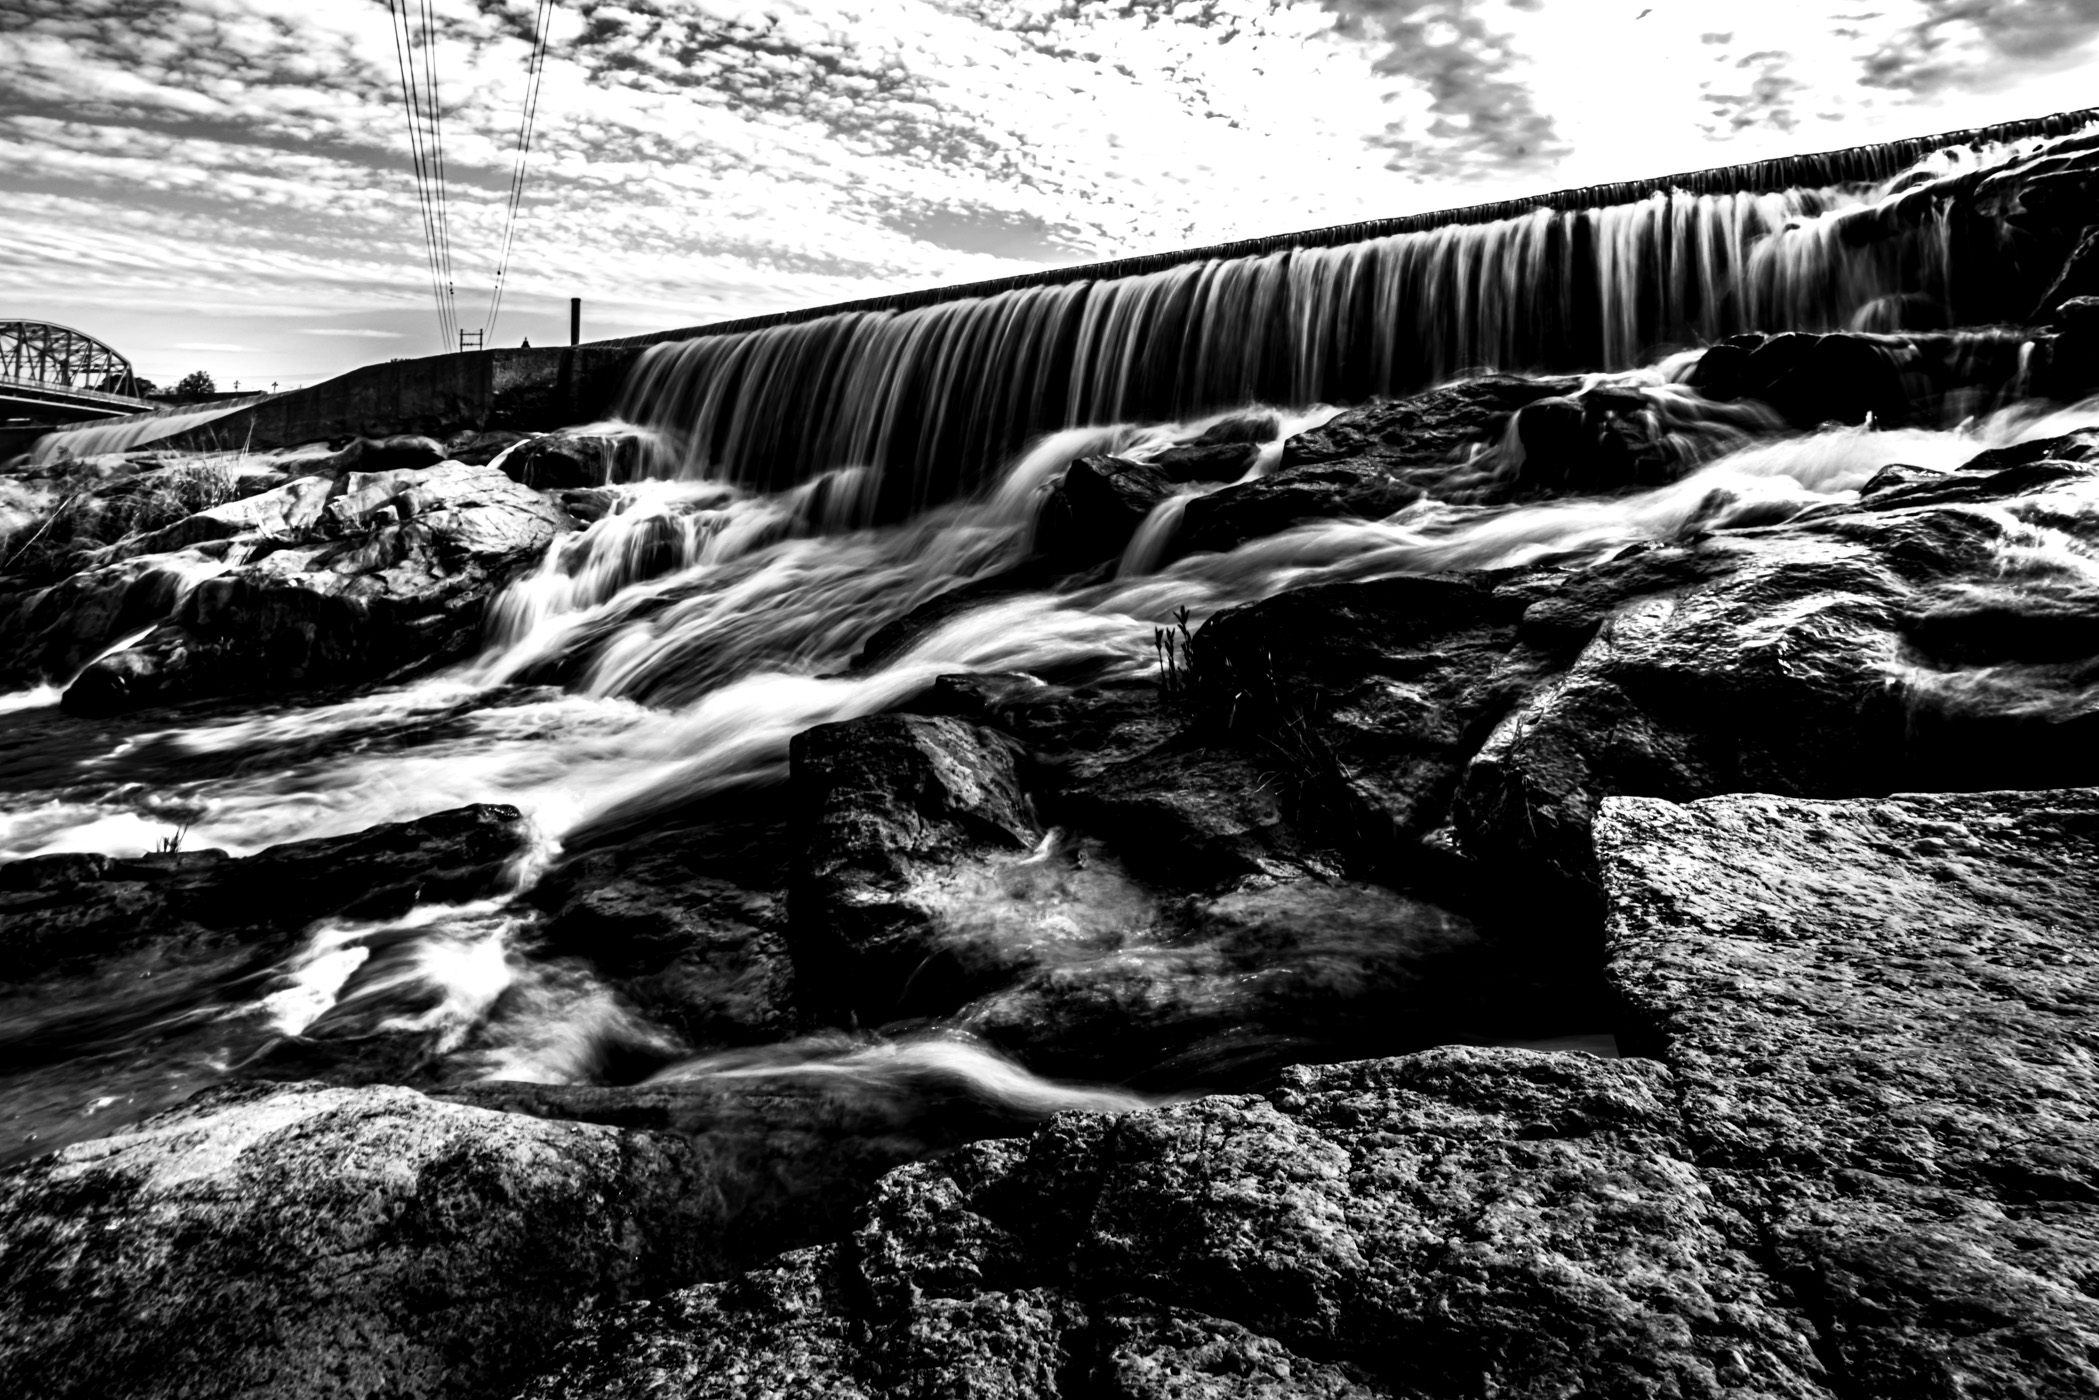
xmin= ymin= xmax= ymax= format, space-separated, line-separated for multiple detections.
xmin=30 ymin=105 xmax=2098 ymax=465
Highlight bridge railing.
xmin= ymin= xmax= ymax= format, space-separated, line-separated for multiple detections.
xmin=0 ymin=372 xmax=156 ymax=410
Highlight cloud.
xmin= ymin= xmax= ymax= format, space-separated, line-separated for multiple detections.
xmin=1860 ymin=0 xmax=2099 ymax=95
xmin=1319 ymin=0 xmax=1567 ymax=177
xmin=298 ymin=328 xmax=406 ymax=338
xmin=172 ymin=341 xmax=253 ymax=352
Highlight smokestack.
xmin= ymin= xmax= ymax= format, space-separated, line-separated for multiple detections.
xmin=570 ymin=298 xmax=581 ymax=347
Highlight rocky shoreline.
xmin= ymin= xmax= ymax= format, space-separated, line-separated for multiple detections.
xmin=6 ymin=297 xmax=2099 ymax=1393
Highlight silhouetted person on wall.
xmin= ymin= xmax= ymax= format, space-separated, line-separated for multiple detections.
xmin=521 ymin=337 xmax=531 ymax=349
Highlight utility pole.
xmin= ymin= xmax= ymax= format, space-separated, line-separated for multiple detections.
xmin=459 ymin=329 xmax=485 ymax=354
xmin=569 ymin=298 xmax=581 ymax=347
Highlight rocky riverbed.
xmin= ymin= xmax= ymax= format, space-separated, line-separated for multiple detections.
xmin=5 ymin=297 xmax=2099 ymax=1395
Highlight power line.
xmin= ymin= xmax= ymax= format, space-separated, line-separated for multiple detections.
xmin=387 ymin=0 xmax=450 ymax=350
xmin=417 ymin=0 xmax=460 ymax=343
xmin=487 ymin=0 xmax=554 ymax=339
xmin=385 ymin=0 xmax=556 ymax=351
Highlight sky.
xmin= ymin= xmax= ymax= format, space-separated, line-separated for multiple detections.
xmin=3 ymin=0 xmax=2098 ymax=389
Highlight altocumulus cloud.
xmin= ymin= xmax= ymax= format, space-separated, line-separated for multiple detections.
xmin=1 ymin=0 xmax=2094 ymax=384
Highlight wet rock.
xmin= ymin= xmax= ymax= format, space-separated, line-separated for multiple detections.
xmin=356 ymin=432 xmax=449 ymax=472
xmin=1176 ymin=441 xmax=2099 ymax=914
xmin=0 ymin=553 xmax=196 ymax=689
xmin=1174 ymin=461 xmax=1424 ymax=558
xmin=535 ymin=825 xmax=798 ymax=1050
xmin=1280 ymin=374 xmax=1581 ymax=475
xmin=1055 ymin=736 xmax=1327 ymax=889
xmin=517 ymin=1047 xmax=1830 ymax=1399
xmin=1187 ymin=572 xmax=1544 ymax=883
xmin=501 ymin=432 xmax=646 ymax=490
xmin=1035 ymin=455 xmax=1177 ymax=564
xmin=955 ymin=878 xmax=1498 ymax=1088
xmin=789 ymin=714 xmax=1044 ymax=1024
xmin=61 ymin=461 xmax=566 ymax=714
xmin=0 ymin=1080 xmax=724 ymax=1400
xmin=1599 ymin=787 xmax=2099 ymax=1398
xmin=519 ymin=784 xmax=2099 ymax=1399
xmin=1147 ymin=440 xmax=1260 ymax=483
xmin=2032 ymin=223 xmax=2099 ymax=319
xmin=1697 ymin=331 xmax=1920 ymax=427
xmin=0 ymin=803 xmax=530 ymax=986
xmin=447 ymin=428 xmax=533 ymax=466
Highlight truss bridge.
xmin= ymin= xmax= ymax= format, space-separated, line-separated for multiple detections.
xmin=1 ymin=320 xmax=157 ymax=422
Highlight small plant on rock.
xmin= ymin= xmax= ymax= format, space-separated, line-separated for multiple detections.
xmin=1153 ymin=605 xmax=1201 ymax=706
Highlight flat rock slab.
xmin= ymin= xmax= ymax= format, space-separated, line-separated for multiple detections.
xmin=0 ymin=1080 xmax=726 ymax=1400
xmin=1599 ymin=787 xmax=2099 ymax=1398
xmin=518 ymin=785 xmax=2099 ymax=1400
xmin=518 ymin=1047 xmax=1832 ymax=1399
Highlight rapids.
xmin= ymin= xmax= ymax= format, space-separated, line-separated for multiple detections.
xmin=5 ymin=376 xmax=2099 ymax=1169
xmin=7 ymin=113 xmax=2098 ymax=1187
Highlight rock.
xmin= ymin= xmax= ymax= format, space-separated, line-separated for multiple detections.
xmin=518 ymin=784 xmax=2099 ymax=1400
xmin=357 ymin=432 xmax=449 ymax=472
xmin=448 ymin=429 xmax=533 ymax=466
xmin=1598 ymin=787 xmax=2099 ymax=1397
xmin=501 ymin=433 xmax=646 ymax=490
xmin=1173 ymin=462 xmax=1423 ymax=558
xmin=112 ymin=474 xmax=336 ymax=559
xmin=789 ymin=714 xmax=1045 ymax=1024
xmin=1187 ymin=572 xmax=1545 ymax=881
xmin=512 ymin=1246 xmax=872 ymax=1400
xmin=0 ymin=553 xmax=196 ymax=689
xmin=1697 ymin=332 xmax=1920 ymax=427
xmin=1170 ymin=438 xmax=2099 ymax=916
xmin=61 ymin=461 xmax=566 ymax=714
xmin=1280 ymin=374 xmax=1581 ymax=475
xmin=0 ymin=1080 xmax=725 ymax=1400
xmin=955 ymin=878 xmax=1498 ymax=1088
xmin=534 ymin=825 xmax=798 ymax=1050
xmin=0 ymin=803 xmax=530 ymax=985
xmin=2031 ymin=223 xmax=2099 ymax=319
xmin=517 ymin=1047 xmax=1831 ymax=1399
xmin=1034 ymin=455 xmax=1178 ymax=564
xmin=1146 ymin=440 xmax=1260 ymax=483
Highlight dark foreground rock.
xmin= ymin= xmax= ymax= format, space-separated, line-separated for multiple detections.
xmin=0 ymin=1080 xmax=723 ymax=1400
xmin=518 ymin=1047 xmax=1829 ymax=1399
xmin=1601 ymin=787 xmax=2099 ymax=1396
xmin=513 ymin=784 xmax=2099 ymax=1400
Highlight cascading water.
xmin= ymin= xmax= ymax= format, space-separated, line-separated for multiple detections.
xmin=615 ymin=119 xmax=2097 ymax=514
xmin=4 ymin=119 xmax=2098 ymax=1187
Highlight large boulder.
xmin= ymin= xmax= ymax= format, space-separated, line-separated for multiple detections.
xmin=0 ymin=1080 xmax=725 ymax=1400
xmin=61 ymin=460 xmax=566 ymax=713
xmin=1599 ymin=787 xmax=2099 ymax=1396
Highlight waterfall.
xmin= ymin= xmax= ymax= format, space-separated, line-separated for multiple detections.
xmin=615 ymin=113 xmax=2098 ymax=515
